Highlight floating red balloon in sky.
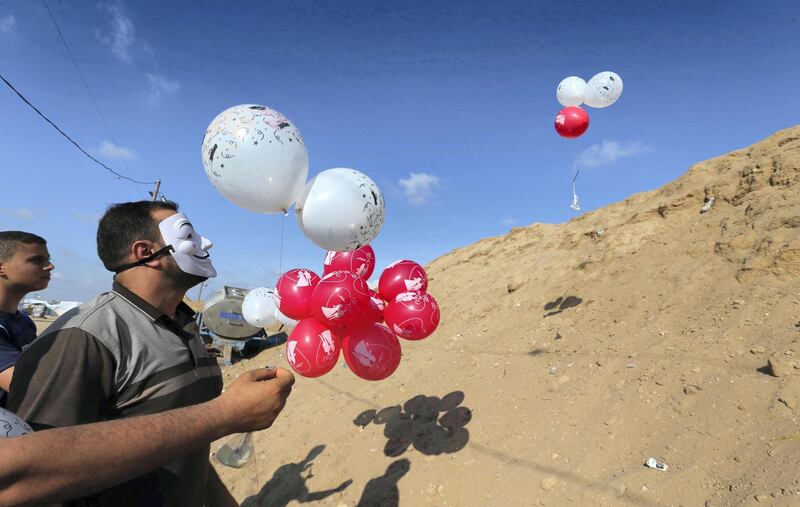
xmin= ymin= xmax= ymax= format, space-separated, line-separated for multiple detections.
xmin=310 ymin=271 xmax=371 ymax=328
xmin=378 ymin=260 xmax=428 ymax=302
xmin=341 ymin=322 xmax=402 ymax=381
xmin=286 ymin=318 xmax=340 ymax=378
xmin=276 ymin=269 xmax=320 ymax=320
xmin=323 ymin=245 xmax=376 ymax=280
xmin=554 ymin=106 xmax=589 ymax=138
xmin=384 ymin=291 xmax=440 ymax=341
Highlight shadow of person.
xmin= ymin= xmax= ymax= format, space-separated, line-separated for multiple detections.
xmin=356 ymin=459 xmax=411 ymax=507
xmin=243 ymin=445 xmax=352 ymax=507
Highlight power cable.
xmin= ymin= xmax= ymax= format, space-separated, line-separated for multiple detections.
xmin=42 ymin=0 xmax=149 ymax=187
xmin=0 ymin=72 xmax=157 ymax=185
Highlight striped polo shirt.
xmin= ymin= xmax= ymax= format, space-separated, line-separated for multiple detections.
xmin=8 ymin=282 xmax=222 ymax=506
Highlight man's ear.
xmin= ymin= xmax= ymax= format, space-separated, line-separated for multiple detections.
xmin=0 ymin=261 xmax=6 ymax=278
xmin=130 ymin=240 xmax=162 ymax=267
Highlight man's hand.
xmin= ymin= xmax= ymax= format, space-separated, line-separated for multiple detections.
xmin=215 ymin=367 xmax=295 ymax=434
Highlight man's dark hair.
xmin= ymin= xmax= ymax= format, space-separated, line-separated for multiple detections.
xmin=0 ymin=231 xmax=47 ymax=262
xmin=97 ymin=200 xmax=179 ymax=271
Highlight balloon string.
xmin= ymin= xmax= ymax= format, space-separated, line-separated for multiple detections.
xmin=252 ymin=443 xmax=261 ymax=499
xmin=279 ymin=212 xmax=287 ymax=276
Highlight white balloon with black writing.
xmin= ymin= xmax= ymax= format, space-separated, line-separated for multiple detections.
xmin=583 ymin=71 xmax=623 ymax=108
xmin=556 ymin=76 xmax=587 ymax=107
xmin=275 ymin=306 xmax=299 ymax=328
xmin=242 ymin=287 xmax=279 ymax=328
xmin=0 ymin=407 xmax=32 ymax=438
xmin=201 ymin=104 xmax=309 ymax=213
xmin=296 ymin=168 xmax=385 ymax=252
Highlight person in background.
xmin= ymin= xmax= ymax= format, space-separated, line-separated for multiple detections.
xmin=0 ymin=231 xmax=53 ymax=407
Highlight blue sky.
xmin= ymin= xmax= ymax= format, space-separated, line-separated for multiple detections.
xmin=1 ymin=0 xmax=798 ymax=302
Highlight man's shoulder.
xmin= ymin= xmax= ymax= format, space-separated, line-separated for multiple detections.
xmin=37 ymin=292 xmax=127 ymax=350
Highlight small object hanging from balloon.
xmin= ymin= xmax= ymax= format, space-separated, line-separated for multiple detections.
xmin=554 ymin=106 xmax=590 ymax=139
xmin=553 ymin=71 xmax=624 ymax=210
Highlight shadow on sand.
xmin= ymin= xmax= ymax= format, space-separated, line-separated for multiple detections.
xmin=354 ymin=392 xmax=472 ymax=457
xmin=243 ymin=445 xmax=352 ymax=507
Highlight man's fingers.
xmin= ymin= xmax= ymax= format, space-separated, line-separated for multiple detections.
xmin=241 ymin=367 xmax=279 ymax=383
xmin=272 ymin=368 xmax=296 ymax=390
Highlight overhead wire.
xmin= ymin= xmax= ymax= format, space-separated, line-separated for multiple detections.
xmin=0 ymin=73 xmax=157 ymax=185
xmin=41 ymin=0 xmax=154 ymax=188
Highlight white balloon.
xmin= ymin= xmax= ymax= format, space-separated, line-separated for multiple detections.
xmin=295 ymin=168 xmax=385 ymax=252
xmin=242 ymin=287 xmax=279 ymax=328
xmin=274 ymin=306 xmax=299 ymax=328
xmin=556 ymin=76 xmax=586 ymax=107
xmin=0 ymin=407 xmax=33 ymax=437
xmin=583 ymin=71 xmax=623 ymax=108
xmin=201 ymin=104 xmax=309 ymax=213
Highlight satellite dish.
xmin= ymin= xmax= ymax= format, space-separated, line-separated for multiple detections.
xmin=202 ymin=286 xmax=262 ymax=340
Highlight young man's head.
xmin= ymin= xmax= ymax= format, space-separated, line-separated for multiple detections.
xmin=0 ymin=231 xmax=54 ymax=297
xmin=96 ymin=201 xmax=215 ymax=291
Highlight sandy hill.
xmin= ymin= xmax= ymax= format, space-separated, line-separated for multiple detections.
xmin=215 ymin=126 xmax=800 ymax=507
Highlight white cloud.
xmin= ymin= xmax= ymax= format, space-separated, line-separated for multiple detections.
xmin=144 ymin=73 xmax=180 ymax=105
xmin=0 ymin=208 xmax=40 ymax=220
xmin=94 ymin=141 xmax=136 ymax=161
xmin=501 ymin=217 xmax=516 ymax=226
xmin=575 ymin=140 xmax=649 ymax=169
xmin=97 ymin=5 xmax=135 ymax=62
xmin=398 ymin=172 xmax=440 ymax=206
xmin=0 ymin=14 xmax=16 ymax=33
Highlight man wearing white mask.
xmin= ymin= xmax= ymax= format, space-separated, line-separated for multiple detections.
xmin=9 ymin=201 xmax=242 ymax=507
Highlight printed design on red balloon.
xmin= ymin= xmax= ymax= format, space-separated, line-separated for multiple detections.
xmin=324 ymin=245 xmax=376 ymax=280
xmin=286 ymin=340 xmax=310 ymax=374
xmin=286 ymin=319 xmax=340 ymax=378
xmin=276 ymin=268 xmax=320 ymax=320
xmin=385 ymin=291 xmax=440 ymax=341
xmin=342 ymin=323 xmax=402 ymax=381
xmin=379 ymin=260 xmax=428 ymax=301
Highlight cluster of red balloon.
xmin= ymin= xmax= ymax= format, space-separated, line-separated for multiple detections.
xmin=275 ymin=246 xmax=440 ymax=381
xmin=554 ymin=72 xmax=623 ymax=139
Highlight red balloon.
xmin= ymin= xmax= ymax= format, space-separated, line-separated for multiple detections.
xmin=378 ymin=260 xmax=428 ymax=302
xmin=323 ymin=245 xmax=376 ymax=280
xmin=384 ymin=291 xmax=440 ymax=340
xmin=276 ymin=269 xmax=321 ymax=320
xmin=310 ymin=271 xmax=371 ymax=328
xmin=554 ymin=106 xmax=589 ymax=138
xmin=286 ymin=318 xmax=340 ymax=378
xmin=363 ymin=290 xmax=386 ymax=323
xmin=341 ymin=322 xmax=402 ymax=381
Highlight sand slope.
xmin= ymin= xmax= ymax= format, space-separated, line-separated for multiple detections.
xmin=214 ymin=126 xmax=800 ymax=506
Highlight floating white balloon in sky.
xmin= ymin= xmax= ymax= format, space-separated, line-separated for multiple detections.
xmin=583 ymin=71 xmax=623 ymax=108
xmin=556 ymin=76 xmax=587 ymax=107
